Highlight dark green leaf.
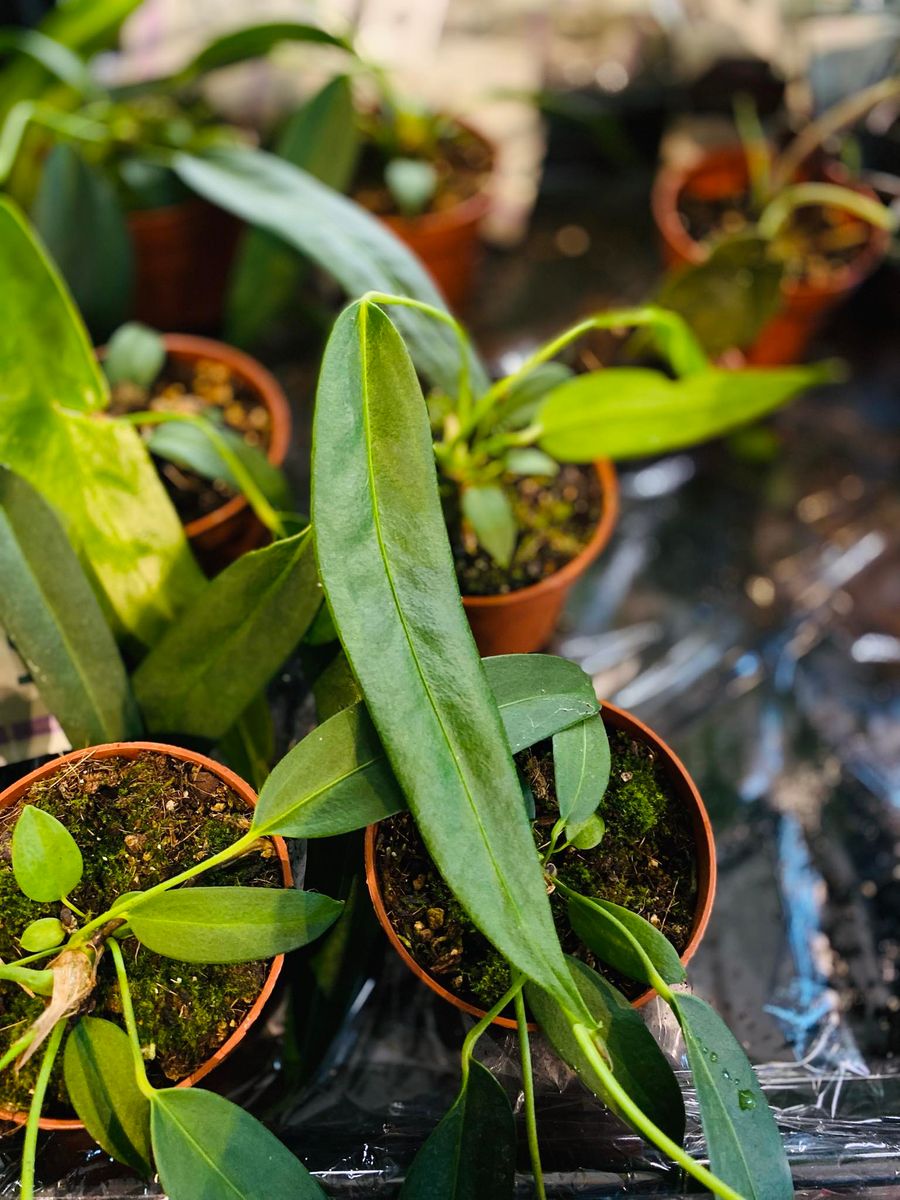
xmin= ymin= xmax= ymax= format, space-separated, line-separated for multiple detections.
xmin=32 ymin=143 xmax=133 ymax=338
xmin=20 ymin=917 xmax=66 ymax=952
xmin=226 ymin=75 xmax=361 ymax=348
xmin=461 ymin=484 xmax=517 ymax=567
xmin=0 ymin=198 xmax=204 ymax=645
xmin=310 ymin=649 xmax=363 ymax=720
xmin=312 ymin=299 xmax=586 ymax=1017
xmin=146 ymin=420 xmax=292 ymax=510
xmin=566 ymin=892 xmax=685 ymax=987
xmin=174 ymin=21 xmax=352 ymax=84
xmin=0 ymin=963 xmax=53 ymax=995
xmin=128 ymin=886 xmax=342 ymax=963
xmin=103 ymin=322 xmax=165 ymax=388
xmin=64 ymin=1017 xmax=152 ymax=1175
xmin=0 ymin=467 xmax=141 ymax=746
xmin=399 ymin=1060 xmax=515 ymax=1200
xmin=172 ymin=149 xmax=489 ymax=397
xmin=12 ymin=804 xmax=83 ymax=902
xmin=151 ymin=1087 xmax=327 ymax=1199
xmin=133 ymin=530 xmax=318 ymax=740
xmin=527 ymin=956 xmax=685 ymax=1144
xmin=384 ymin=158 xmax=438 ymax=217
xmin=553 ymin=712 xmax=610 ymax=836
xmin=669 ymin=991 xmax=792 ymax=1200
xmin=482 ymin=653 xmax=599 ymax=753
xmin=537 ymin=362 xmax=838 ymax=462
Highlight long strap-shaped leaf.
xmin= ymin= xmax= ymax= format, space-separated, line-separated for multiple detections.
xmin=172 ymin=148 xmax=489 ymax=398
xmin=312 ymin=299 xmax=588 ymax=1019
xmin=0 ymin=466 xmax=140 ymax=746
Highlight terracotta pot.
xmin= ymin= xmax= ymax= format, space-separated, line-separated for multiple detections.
xmin=0 ymin=741 xmax=291 ymax=1131
xmin=128 ymin=199 xmax=241 ymax=333
xmin=462 ymin=460 xmax=619 ymax=657
xmin=98 ymin=333 xmax=292 ymax=574
xmin=364 ymin=701 xmax=717 ymax=1028
xmin=651 ymin=146 xmax=890 ymax=365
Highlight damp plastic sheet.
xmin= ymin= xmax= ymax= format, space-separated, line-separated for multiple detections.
xmin=1 ymin=194 xmax=898 ymax=1200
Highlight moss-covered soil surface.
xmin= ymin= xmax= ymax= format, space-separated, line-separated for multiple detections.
xmin=376 ymin=726 xmax=697 ymax=1010
xmin=0 ymin=752 xmax=281 ymax=1116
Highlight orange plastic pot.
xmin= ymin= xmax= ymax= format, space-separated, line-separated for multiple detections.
xmin=462 ymin=461 xmax=618 ymax=657
xmin=128 ymin=199 xmax=241 ymax=333
xmin=365 ymin=701 xmax=716 ymax=1028
xmin=0 ymin=741 xmax=291 ymax=1131
xmin=652 ymin=146 xmax=889 ymax=365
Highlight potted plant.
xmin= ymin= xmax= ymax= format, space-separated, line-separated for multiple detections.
xmin=652 ymin=78 xmax=899 ymax=364
xmin=305 ymin=293 xmax=796 ymax=1199
xmin=335 ymin=292 xmax=833 ymax=654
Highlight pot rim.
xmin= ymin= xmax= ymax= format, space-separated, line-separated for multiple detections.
xmin=364 ymin=700 xmax=716 ymax=1029
xmin=462 ymin=460 xmax=619 ymax=612
xmin=96 ymin=333 xmax=292 ymax=542
xmin=651 ymin=143 xmax=890 ymax=301
xmin=0 ymin=740 xmax=291 ymax=1131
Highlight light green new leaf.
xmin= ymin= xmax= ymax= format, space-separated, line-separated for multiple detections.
xmin=553 ymin=711 xmax=610 ymax=838
xmin=669 ymin=991 xmax=793 ymax=1200
xmin=20 ymin=917 xmax=66 ymax=952
xmin=461 ymin=484 xmax=517 ymax=567
xmin=64 ymin=1017 xmax=152 ymax=1176
xmin=103 ymin=321 xmax=165 ymax=388
xmin=537 ymin=362 xmax=838 ymax=462
xmin=226 ymin=74 xmax=361 ymax=348
xmin=12 ymin=804 xmax=83 ymax=902
xmin=151 ymin=1087 xmax=327 ymax=1200
xmin=526 ymin=956 xmax=685 ymax=1144
xmin=133 ymin=530 xmax=319 ymax=740
xmin=399 ymin=1060 xmax=516 ymax=1200
xmin=0 ymin=963 xmax=53 ymax=995
xmin=504 ymin=448 xmax=558 ymax=477
xmin=312 ymin=299 xmax=587 ymax=1018
xmin=128 ymin=886 xmax=342 ymax=963
xmin=146 ymin=421 xmax=292 ymax=510
xmin=0 ymin=198 xmax=204 ymax=645
xmin=174 ymin=21 xmax=352 ymax=84
xmin=173 ymin=148 xmax=489 ymax=397
xmin=568 ymin=812 xmax=605 ymax=849
xmin=384 ymin=158 xmax=438 ymax=218
xmin=567 ymin=892 xmax=685 ymax=987
xmin=0 ymin=467 xmax=141 ymax=746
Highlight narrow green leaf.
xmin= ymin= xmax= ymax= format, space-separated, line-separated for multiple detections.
xmin=128 ymin=886 xmax=342 ymax=963
xmin=312 ymin=300 xmax=587 ymax=1018
xmin=553 ymin=711 xmax=610 ymax=835
xmin=32 ymin=143 xmax=133 ymax=338
xmin=133 ymin=530 xmax=319 ymax=740
xmin=491 ymin=361 xmax=574 ymax=434
xmin=461 ymin=484 xmax=517 ymax=567
xmin=146 ymin=420 xmax=292 ymax=510
xmin=173 ymin=149 xmax=489 ymax=397
xmin=504 ymin=448 xmax=559 ymax=477
xmin=226 ymin=75 xmax=361 ymax=348
xmin=0 ymin=466 xmax=141 ymax=746
xmin=103 ymin=321 xmax=165 ymax=388
xmin=174 ymin=21 xmax=352 ymax=84
xmin=20 ymin=917 xmax=66 ymax=952
xmin=399 ymin=1060 xmax=515 ymax=1200
xmin=0 ymin=963 xmax=53 ymax=995
xmin=151 ymin=1087 xmax=327 ymax=1199
xmin=12 ymin=804 xmax=83 ymax=902
xmin=567 ymin=893 xmax=685 ymax=987
xmin=483 ymin=653 xmax=599 ymax=753
xmin=64 ymin=1017 xmax=152 ymax=1175
xmin=537 ymin=362 xmax=838 ymax=462
xmin=527 ymin=957 xmax=685 ymax=1144
xmin=669 ymin=991 xmax=792 ymax=1200
xmin=0 ymin=29 xmax=98 ymax=96
xmin=384 ymin=158 xmax=438 ymax=218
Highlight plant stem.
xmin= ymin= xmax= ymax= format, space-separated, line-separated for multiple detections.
xmin=571 ymin=1024 xmax=746 ymax=1200
xmin=515 ymin=989 xmax=546 ymax=1200
xmin=19 ymin=1020 xmax=65 ymax=1200
xmin=733 ymin=92 xmax=772 ymax=210
xmin=62 ymin=895 xmax=87 ymax=920
xmin=109 ymin=939 xmax=155 ymax=1100
xmin=0 ymin=1028 xmax=36 ymax=1072
xmin=757 ymin=181 xmax=896 ymax=241
xmin=460 ymin=976 xmax=524 ymax=1083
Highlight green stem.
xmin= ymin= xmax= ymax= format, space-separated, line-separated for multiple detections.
xmin=109 ymin=939 xmax=155 ymax=1099
xmin=733 ymin=92 xmax=772 ymax=211
xmin=115 ymin=410 xmax=285 ymax=538
xmin=19 ymin=1020 xmax=65 ymax=1200
xmin=0 ymin=100 xmax=109 ymax=184
xmin=515 ymin=989 xmax=546 ymax=1200
xmin=757 ymin=181 xmax=896 ymax=241
xmin=571 ymin=1024 xmax=746 ymax=1200
xmin=460 ymin=976 xmax=524 ymax=1084
xmin=0 ymin=1028 xmax=36 ymax=1073
xmin=62 ymin=895 xmax=87 ymax=920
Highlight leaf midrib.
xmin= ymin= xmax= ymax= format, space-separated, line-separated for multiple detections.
xmin=154 ymin=1096 xmax=245 ymax=1200
xmin=254 ymin=746 xmax=385 ymax=837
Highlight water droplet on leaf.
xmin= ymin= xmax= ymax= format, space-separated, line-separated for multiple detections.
xmin=738 ymin=1089 xmax=756 ymax=1111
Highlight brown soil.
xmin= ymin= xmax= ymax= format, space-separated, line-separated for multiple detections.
xmin=0 ymin=752 xmax=282 ymax=1116
xmin=375 ymin=728 xmax=697 ymax=1011
xmin=444 ymin=464 xmax=604 ymax=597
xmin=109 ymin=355 xmax=271 ymax=525
xmin=352 ymin=124 xmax=492 ymax=218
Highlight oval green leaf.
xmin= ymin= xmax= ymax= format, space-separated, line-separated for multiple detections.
xmin=566 ymin=892 xmax=685 ymax=987
xmin=12 ymin=805 xmax=83 ymax=902
xmin=461 ymin=484 xmax=517 ymax=568
xmin=103 ymin=321 xmax=165 ymax=388
xmin=20 ymin=916 xmax=66 ymax=952
xmin=552 ymin=711 xmax=610 ymax=835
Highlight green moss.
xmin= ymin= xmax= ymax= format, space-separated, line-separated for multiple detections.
xmin=599 ymin=735 xmax=668 ymax=837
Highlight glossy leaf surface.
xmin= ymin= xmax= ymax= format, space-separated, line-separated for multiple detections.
xmin=12 ymin=804 xmax=83 ymax=902
xmin=312 ymin=300 xmax=585 ymax=1016
xmin=0 ymin=466 xmax=140 ymax=746
xmin=567 ymin=893 xmax=685 ymax=987
xmin=483 ymin=653 xmax=599 ymax=753
xmin=64 ymin=1017 xmax=152 ymax=1175
xmin=553 ymin=711 xmax=610 ymax=837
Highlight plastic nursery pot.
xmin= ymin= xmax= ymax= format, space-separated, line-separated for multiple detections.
xmin=128 ymin=199 xmax=241 ymax=333
xmin=99 ymin=332 xmax=292 ymax=574
xmin=651 ymin=146 xmax=890 ymax=365
xmin=0 ymin=741 xmax=292 ymax=1132
xmin=364 ymin=701 xmax=717 ymax=1029
xmin=462 ymin=460 xmax=619 ymax=657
